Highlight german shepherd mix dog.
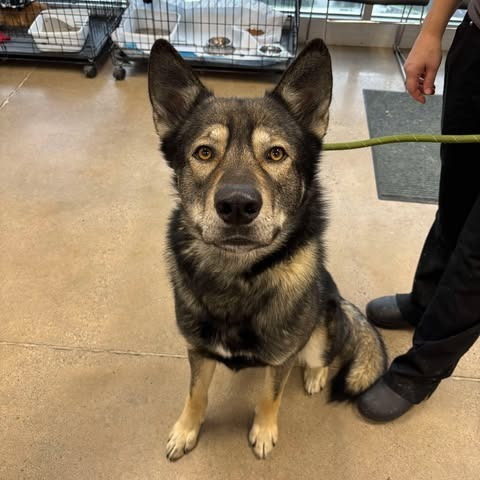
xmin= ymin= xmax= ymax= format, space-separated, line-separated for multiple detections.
xmin=148 ymin=39 xmax=387 ymax=461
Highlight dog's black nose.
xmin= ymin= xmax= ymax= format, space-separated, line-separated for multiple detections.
xmin=214 ymin=185 xmax=262 ymax=225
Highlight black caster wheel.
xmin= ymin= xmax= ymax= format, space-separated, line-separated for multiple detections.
xmin=113 ymin=66 xmax=126 ymax=81
xmin=84 ymin=64 xmax=97 ymax=78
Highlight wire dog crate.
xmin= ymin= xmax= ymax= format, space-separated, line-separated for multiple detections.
xmin=0 ymin=0 xmax=125 ymax=77
xmin=111 ymin=0 xmax=300 ymax=80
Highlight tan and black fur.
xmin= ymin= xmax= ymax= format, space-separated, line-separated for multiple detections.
xmin=148 ymin=39 xmax=387 ymax=461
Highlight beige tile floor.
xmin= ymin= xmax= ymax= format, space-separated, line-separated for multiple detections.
xmin=1 ymin=48 xmax=479 ymax=480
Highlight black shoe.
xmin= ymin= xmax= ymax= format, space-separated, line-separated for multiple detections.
xmin=357 ymin=378 xmax=414 ymax=422
xmin=366 ymin=295 xmax=413 ymax=329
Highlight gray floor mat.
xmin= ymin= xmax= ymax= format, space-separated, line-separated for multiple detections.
xmin=363 ymin=89 xmax=443 ymax=204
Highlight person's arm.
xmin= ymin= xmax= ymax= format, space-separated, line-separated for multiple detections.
xmin=404 ymin=0 xmax=461 ymax=103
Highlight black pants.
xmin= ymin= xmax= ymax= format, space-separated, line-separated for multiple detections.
xmin=385 ymin=14 xmax=480 ymax=404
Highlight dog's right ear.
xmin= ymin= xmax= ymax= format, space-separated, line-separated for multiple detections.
xmin=148 ymin=40 xmax=212 ymax=138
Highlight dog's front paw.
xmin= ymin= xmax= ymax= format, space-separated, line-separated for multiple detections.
xmin=166 ymin=420 xmax=201 ymax=461
xmin=248 ymin=422 xmax=278 ymax=459
xmin=303 ymin=366 xmax=329 ymax=395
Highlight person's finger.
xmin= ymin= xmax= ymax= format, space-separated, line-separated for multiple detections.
xmin=417 ymin=78 xmax=436 ymax=97
xmin=406 ymin=77 xmax=425 ymax=103
xmin=409 ymin=80 xmax=426 ymax=103
xmin=405 ymin=65 xmax=426 ymax=103
xmin=423 ymin=66 xmax=438 ymax=95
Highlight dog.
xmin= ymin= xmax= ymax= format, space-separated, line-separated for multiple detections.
xmin=148 ymin=39 xmax=387 ymax=461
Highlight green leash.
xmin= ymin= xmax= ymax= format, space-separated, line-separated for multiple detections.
xmin=323 ymin=134 xmax=480 ymax=151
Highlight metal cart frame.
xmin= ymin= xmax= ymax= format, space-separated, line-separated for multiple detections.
xmin=111 ymin=0 xmax=301 ymax=80
xmin=0 ymin=0 xmax=126 ymax=77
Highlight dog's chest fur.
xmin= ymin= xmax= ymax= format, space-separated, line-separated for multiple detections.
xmin=170 ymin=223 xmax=324 ymax=369
xmin=177 ymin=280 xmax=316 ymax=369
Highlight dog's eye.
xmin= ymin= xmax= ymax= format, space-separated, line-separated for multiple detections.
xmin=267 ymin=146 xmax=286 ymax=162
xmin=194 ymin=146 xmax=213 ymax=161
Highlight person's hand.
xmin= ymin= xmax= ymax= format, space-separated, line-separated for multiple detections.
xmin=404 ymin=32 xmax=442 ymax=104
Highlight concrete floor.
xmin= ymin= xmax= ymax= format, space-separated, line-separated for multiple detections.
xmin=1 ymin=48 xmax=479 ymax=480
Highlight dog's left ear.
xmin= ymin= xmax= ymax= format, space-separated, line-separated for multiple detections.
xmin=270 ymin=39 xmax=332 ymax=138
xmin=148 ymin=40 xmax=212 ymax=138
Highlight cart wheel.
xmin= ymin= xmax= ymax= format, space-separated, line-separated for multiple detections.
xmin=84 ymin=64 xmax=97 ymax=78
xmin=113 ymin=66 xmax=126 ymax=81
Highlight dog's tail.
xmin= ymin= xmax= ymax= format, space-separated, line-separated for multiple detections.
xmin=326 ymin=297 xmax=388 ymax=398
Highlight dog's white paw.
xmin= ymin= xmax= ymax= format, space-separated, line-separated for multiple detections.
xmin=248 ymin=422 xmax=278 ymax=459
xmin=166 ymin=421 xmax=201 ymax=461
xmin=303 ymin=366 xmax=328 ymax=395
